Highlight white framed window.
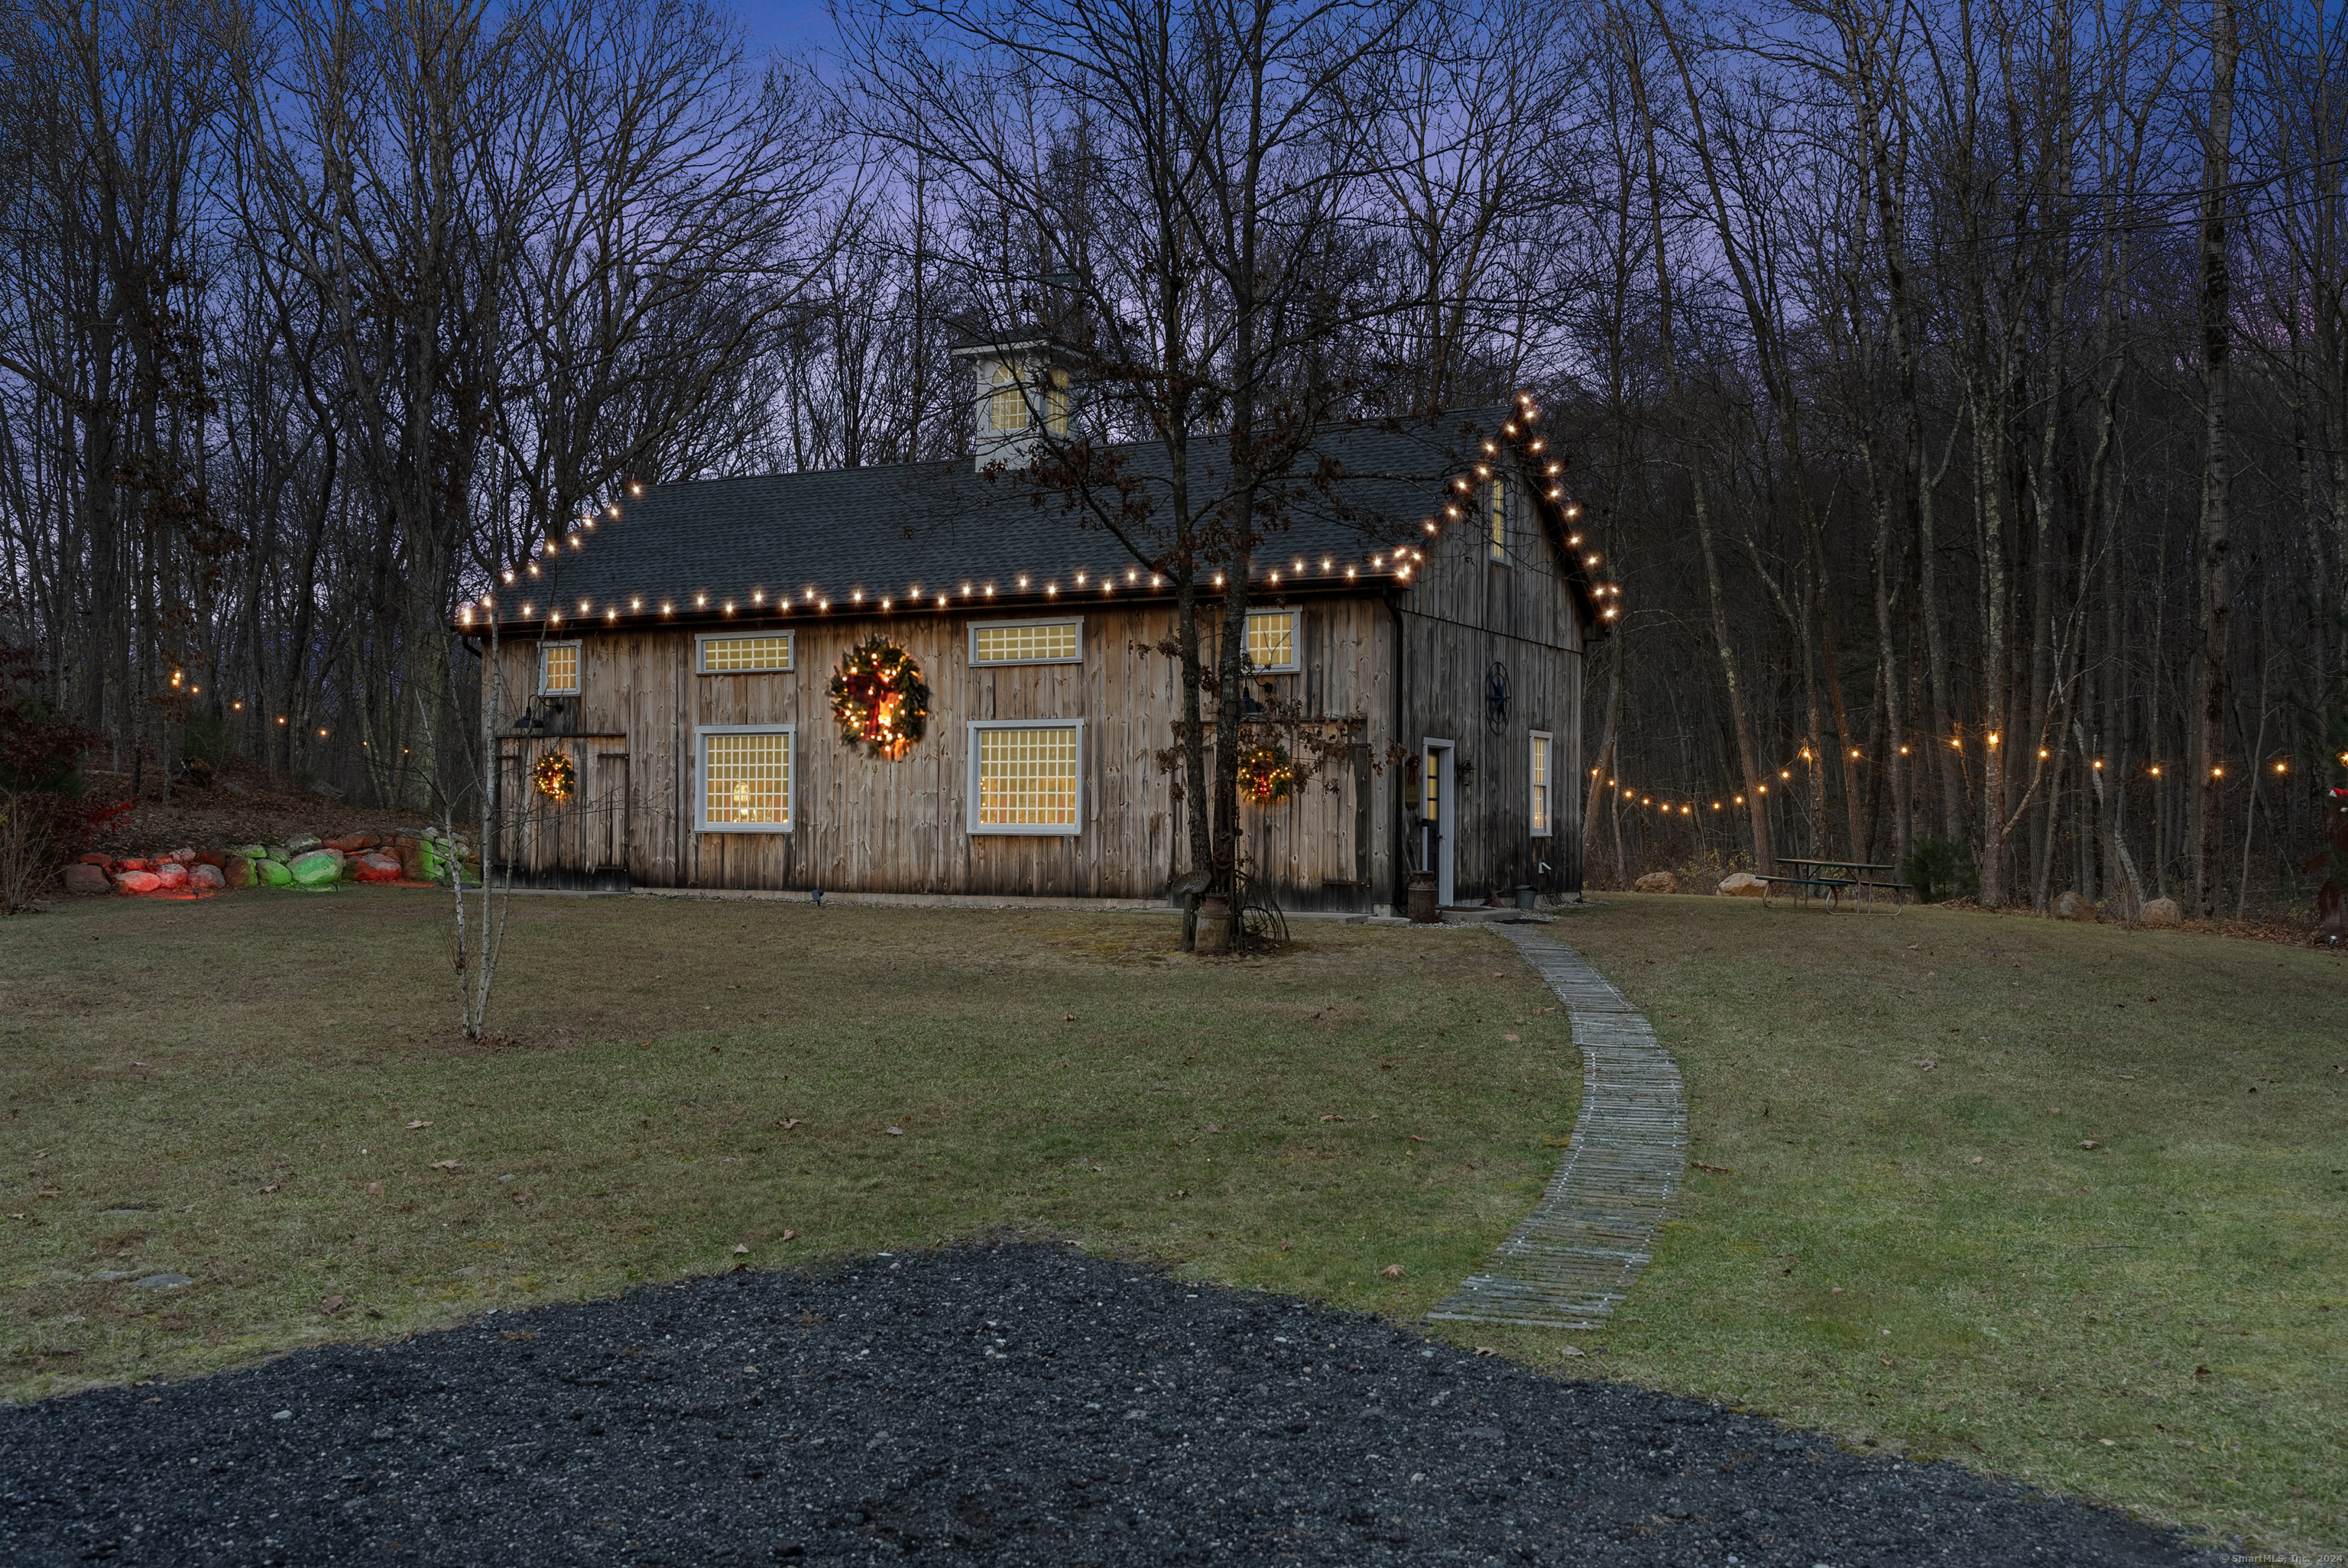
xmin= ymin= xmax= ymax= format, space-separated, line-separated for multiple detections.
xmin=971 ymin=618 xmax=1082 ymax=666
xmin=968 ymin=719 xmax=1082 ymax=835
xmin=986 ymin=363 xmax=1072 ymax=436
xmin=696 ymin=724 xmax=793 ymax=833
xmin=1490 ymin=475 xmax=1511 ymax=562
xmin=696 ymin=631 xmax=793 ymax=673
xmin=1244 ymin=608 xmax=1300 ymax=672
xmin=1529 ymin=731 xmax=1554 ymax=837
xmin=539 ymin=640 xmax=581 ymax=696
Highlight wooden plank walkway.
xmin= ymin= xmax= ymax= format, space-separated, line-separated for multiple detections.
xmin=1428 ymin=924 xmax=1686 ymax=1330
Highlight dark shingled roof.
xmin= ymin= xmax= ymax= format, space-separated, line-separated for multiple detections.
xmin=473 ymin=403 xmax=1594 ymax=631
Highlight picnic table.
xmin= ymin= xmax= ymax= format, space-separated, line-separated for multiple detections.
xmin=1760 ymin=857 xmax=1913 ymax=912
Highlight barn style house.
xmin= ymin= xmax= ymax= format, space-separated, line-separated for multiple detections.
xmin=468 ymin=360 xmax=1613 ymax=915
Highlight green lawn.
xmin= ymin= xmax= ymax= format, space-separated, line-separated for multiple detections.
xmin=4 ymin=888 xmax=2341 ymax=1560
xmin=1479 ymin=894 xmax=2346 ymax=1565
xmin=0 ymin=891 xmax=1571 ymax=1393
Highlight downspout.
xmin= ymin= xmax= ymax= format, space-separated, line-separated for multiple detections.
xmin=1388 ymin=585 xmax=1409 ymax=914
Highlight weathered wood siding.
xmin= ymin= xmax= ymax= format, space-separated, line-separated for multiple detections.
xmin=1393 ymin=467 xmax=1589 ymax=903
xmin=485 ymin=598 xmax=1395 ymax=907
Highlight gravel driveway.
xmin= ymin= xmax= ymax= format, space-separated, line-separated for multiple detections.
xmin=0 ymin=1243 xmax=2233 ymax=1566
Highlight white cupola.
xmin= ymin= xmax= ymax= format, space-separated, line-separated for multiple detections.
xmin=950 ymin=338 xmax=1073 ymax=471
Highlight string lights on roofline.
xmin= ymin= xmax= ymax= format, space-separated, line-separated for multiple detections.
xmin=462 ymin=400 xmax=1617 ymax=630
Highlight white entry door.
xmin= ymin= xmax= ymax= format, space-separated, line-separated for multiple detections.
xmin=1422 ymin=739 xmax=1455 ymax=906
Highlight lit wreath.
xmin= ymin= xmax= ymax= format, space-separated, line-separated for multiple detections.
xmin=531 ymin=752 xmax=576 ymax=801
xmin=829 ymin=637 xmax=930 ymax=760
xmin=1237 ymin=741 xmax=1298 ymax=805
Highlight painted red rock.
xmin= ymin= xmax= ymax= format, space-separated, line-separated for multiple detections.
xmin=63 ymin=863 xmax=112 ymax=895
xmin=326 ymin=834 xmax=378 ymax=853
xmin=154 ymin=863 xmax=190 ymax=890
xmin=189 ymin=863 xmax=226 ymax=890
xmin=115 ymin=870 xmax=162 ymax=895
xmin=120 ymin=858 xmax=153 ymax=873
xmin=167 ymin=847 xmax=196 ymax=863
xmin=354 ymin=853 xmax=404 ymax=883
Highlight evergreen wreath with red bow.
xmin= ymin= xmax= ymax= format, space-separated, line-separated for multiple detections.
xmin=828 ymin=638 xmax=930 ymax=760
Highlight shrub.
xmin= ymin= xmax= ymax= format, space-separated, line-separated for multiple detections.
xmin=1899 ymin=836 xmax=1977 ymax=903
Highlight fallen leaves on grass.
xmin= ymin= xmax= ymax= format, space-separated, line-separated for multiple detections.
xmin=1503 ymin=1032 xmax=1522 ymax=1042
xmin=732 ymin=1244 xmax=749 ymax=1255
xmin=884 ymin=1126 xmax=904 ymax=1137
xmin=365 ymin=1181 xmax=384 ymax=1195
xmin=258 ymin=1184 xmax=279 ymax=1194
xmin=430 ymin=1160 xmax=458 ymax=1171
xmin=1319 ymin=1113 xmax=1345 ymax=1123
xmin=2080 ymin=1139 xmax=2102 ymax=1150
xmin=1559 ymin=1346 xmax=1586 ymax=1358
xmin=780 ymin=1229 xmax=798 ymax=1242
xmin=774 ymin=1118 xmax=803 ymax=1131
xmin=1692 ymin=1161 xmax=1735 ymax=1174
xmin=1380 ymin=1264 xmax=1406 ymax=1281
xmin=406 ymin=1119 xmax=430 ymax=1129
xmin=1473 ymin=1344 xmax=1497 ymax=1355
xmin=1912 ymin=1058 xmax=1938 ymax=1071
xmin=319 ymin=1294 xmax=345 ymax=1315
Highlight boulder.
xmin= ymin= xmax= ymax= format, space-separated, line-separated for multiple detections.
xmin=325 ymin=833 xmax=377 ymax=853
xmin=2140 ymin=896 xmax=2182 ymax=928
xmin=223 ymin=856 xmax=254 ymax=889
xmin=354 ymin=853 xmax=404 ymax=883
xmin=289 ymin=850 xmax=342 ymax=887
xmin=1717 ymin=871 xmax=1766 ymax=899
xmin=229 ymin=844 xmax=266 ymax=860
xmin=153 ymin=862 xmax=189 ymax=890
xmin=2052 ymin=890 xmax=2095 ymax=922
xmin=193 ymin=849 xmax=225 ymax=869
xmin=115 ymin=870 xmax=162 ymax=896
xmin=120 ymin=858 xmax=153 ymax=873
xmin=284 ymin=833 xmax=321 ymax=854
xmin=79 ymin=853 xmax=112 ymax=869
xmin=257 ymin=857 xmax=294 ymax=887
xmin=189 ymin=863 xmax=225 ymax=890
xmin=1634 ymin=870 xmax=1678 ymax=895
xmin=167 ymin=847 xmax=196 ymax=863
xmin=63 ymin=863 xmax=112 ymax=896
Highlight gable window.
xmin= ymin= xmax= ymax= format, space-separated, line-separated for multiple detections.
xmin=540 ymin=640 xmax=580 ymax=696
xmin=1490 ymin=475 xmax=1510 ymax=562
xmin=697 ymin=632 xmax=793 ymax=673
xmin=969 ymin=719 xmax=1082 ymax=834
xmin=1529 ymin=731 xmax=1553 ymax=837
xmin=971 ymin=618 xmax=1082 ymax=666
xmin=1244 ymin=608 xmax=1300 ymax=672
xmin=696 ymin=724 xmax=793 ymax=832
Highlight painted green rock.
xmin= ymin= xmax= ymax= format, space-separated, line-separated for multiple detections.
xmin=289 ymin=850 xmax=342 ymax=886
xmin=257 ymin=857 xmax=294 ymax=886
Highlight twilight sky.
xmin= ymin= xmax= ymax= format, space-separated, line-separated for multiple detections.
xmin=737 ymin=0 xmax=838 ymax=58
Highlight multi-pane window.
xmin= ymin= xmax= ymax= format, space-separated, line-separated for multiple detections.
xmin=971 ymin=620 xmax=1082 ymax=666
xmin=1244 ymin=609 xmax=1300 ymax=672
xmin=970 ymin=721 xmax=1082 ymax=834
xmin=698 ymin=633 xmax=793 ymax=673
xmin=540 ymin=641 xmax=580 ymax=695
xmin=986 ymin=364 xmax=1072 ymax=435
xmin=698 ymin=727 xmax=793 ymax=832
xmin=1530 ymin=731 xmax=1554 ymax=837
xmin=988 ymin=362 xmax=1026 ymax=432
xmin=1490 ymin=475 xmax=1510 ymax=562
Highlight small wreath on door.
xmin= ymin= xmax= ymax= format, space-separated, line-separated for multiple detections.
xmin=532 ymin=751 xmax=576 ymax=802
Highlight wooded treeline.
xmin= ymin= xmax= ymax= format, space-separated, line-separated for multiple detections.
xmin=0 ymin=0 xmax=2336 ymax=918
